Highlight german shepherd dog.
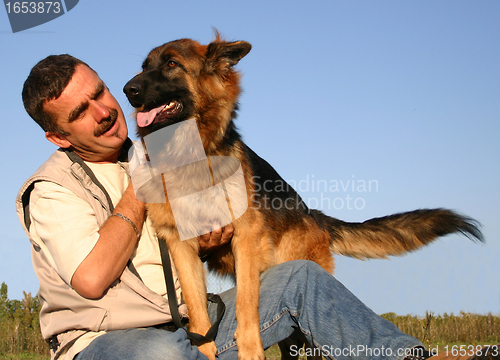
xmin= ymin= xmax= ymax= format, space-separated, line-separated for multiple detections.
xmin=123 ymin=34 xmax=482 ymax=360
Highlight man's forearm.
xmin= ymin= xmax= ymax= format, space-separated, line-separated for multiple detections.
xmin=70 ymin=182 xmax=234 ymax=299
xmin=71 ymin=183 xmax=145 ymax=299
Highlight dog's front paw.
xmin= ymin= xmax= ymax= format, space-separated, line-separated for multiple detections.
xmin=235 ymin=331 xmax=265 ymax=360
xmin=198 ymin=341 xmax=217 ymax=360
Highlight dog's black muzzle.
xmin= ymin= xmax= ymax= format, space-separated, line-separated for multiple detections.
xmin=123 ymin=76 xmax=145 ymax=108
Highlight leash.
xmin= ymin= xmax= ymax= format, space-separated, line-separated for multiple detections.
xmin=157 ymin=235 xmax=226 ymax=345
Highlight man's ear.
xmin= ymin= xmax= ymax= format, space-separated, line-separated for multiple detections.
xmin=45 ymin=131 xmax=71 ymax=148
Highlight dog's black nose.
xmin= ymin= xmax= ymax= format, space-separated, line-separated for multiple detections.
xmin=123 ymin=81 xmax=141 ymax=98
xmin=123 ymin=79 xmax=145 ymax=108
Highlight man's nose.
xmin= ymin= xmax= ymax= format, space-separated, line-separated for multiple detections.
xmin=91 ymin=101 xmax=110 ymax=122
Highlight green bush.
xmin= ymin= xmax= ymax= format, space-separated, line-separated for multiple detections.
xmin=0 ymin=283 xmax=48 ymax=358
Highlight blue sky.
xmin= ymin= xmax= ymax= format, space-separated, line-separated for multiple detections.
xmin=1 ymin=0 xmax=499 ymax=317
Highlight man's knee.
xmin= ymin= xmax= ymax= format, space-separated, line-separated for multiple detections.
xmin=139 ymin=329 xmax=206 ymax=359
xmin=263 ymin=260 xmax=326 ymax=280
xmin=143 ymin=329 xmax=192 ymax=356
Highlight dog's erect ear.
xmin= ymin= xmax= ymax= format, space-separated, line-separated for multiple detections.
xmin=205 ymin=40 xmax=252 ymax=73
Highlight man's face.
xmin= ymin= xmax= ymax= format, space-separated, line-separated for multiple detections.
xmin=44 ymin=64 xmax=128 ymax=163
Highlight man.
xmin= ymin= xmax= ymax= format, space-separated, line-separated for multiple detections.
xmin=17 ymin=54 xmax=428 ymax=360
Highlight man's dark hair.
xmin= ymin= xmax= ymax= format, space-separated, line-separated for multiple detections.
xmin=22 ymin=54 xmax=91 ymax=134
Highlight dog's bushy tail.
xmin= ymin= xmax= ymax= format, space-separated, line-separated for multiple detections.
xmin=310 ymin=208 xmax=483 ymax=260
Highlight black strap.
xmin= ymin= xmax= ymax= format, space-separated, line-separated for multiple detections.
xmin=63 ymin=138 xmax=133 ymax=214
xmin=65 ymin=150 xmax=116 ymax=214
xmin=47 ymin=335 xmax=60 ymax=352
xmin=22 ymin=182 xmax=36 ymax=230
xmin=157 ymin=236 xmax=225 ymax=345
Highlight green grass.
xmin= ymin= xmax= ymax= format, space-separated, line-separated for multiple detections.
xmin=1 ymin=310 xmax=499 ymax=359
xmin=266 ymin=344 xmax=312 ymax=359
xmin=381 ymin=311 xmax=500 ymax=348
xmin=0 ymin=354 xmax=49 ymax=360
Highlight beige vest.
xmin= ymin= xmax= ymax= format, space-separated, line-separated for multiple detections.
xmin=16 ymin=147 xmax=187 ymax=359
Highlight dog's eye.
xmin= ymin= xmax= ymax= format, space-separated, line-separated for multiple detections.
xmin=168 ymin=60 xmax=177 ymax=68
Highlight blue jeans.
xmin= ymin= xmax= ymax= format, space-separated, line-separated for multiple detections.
xmin=75 ymin=260 xmax=422 ymax=360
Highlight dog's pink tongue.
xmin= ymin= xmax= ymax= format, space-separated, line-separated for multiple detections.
xmin=137 ymin=106 xmax=164 ymax=127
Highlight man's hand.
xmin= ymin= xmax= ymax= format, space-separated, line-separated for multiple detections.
xmin=198 ymin=224 xmax=234 ymax=258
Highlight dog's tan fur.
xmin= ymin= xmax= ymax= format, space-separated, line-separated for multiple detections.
xmin=124 ymin=34 xmax=482 ymax=360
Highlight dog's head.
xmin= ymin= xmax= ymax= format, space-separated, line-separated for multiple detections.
xmin=123 ymin=35 xmax=251 ymax=144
